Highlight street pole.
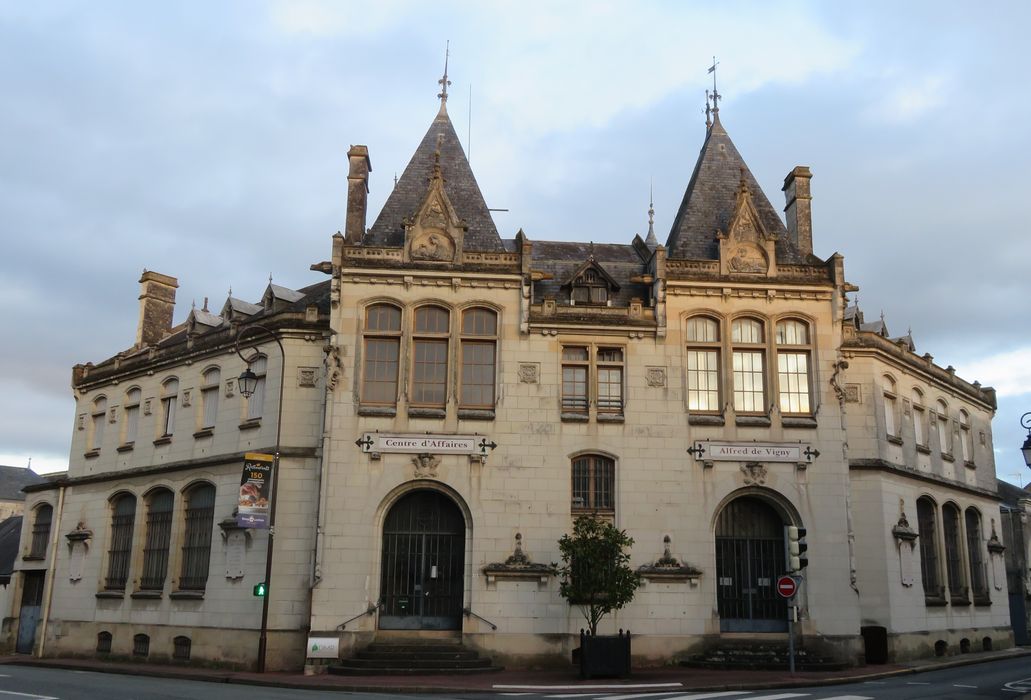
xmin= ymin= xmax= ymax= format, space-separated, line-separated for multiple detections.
xmin=787 ymin=601 xmax=795 ymax=674
xmin=235 ymin=323 xmax=285 ymax=673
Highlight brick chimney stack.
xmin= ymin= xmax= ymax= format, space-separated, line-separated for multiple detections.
xmin=345 ymin=145 xmax=372 ymax=244
xmin=783 ymin=166 xmax=813 ymax=257
xmin=135 ymin=270 xmax=178 ymax=348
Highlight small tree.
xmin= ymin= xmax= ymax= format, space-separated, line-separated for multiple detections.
xmin=557 ymin=515 xmax=641 ymax=635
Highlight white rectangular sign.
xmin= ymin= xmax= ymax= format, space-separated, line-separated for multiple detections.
xmin=694 ymin=441 xmax=816 ymax=463
xmin=307 ymin=636 xmax=340 ymax=659
xmin=356 ymin=432 xmax=495 ymax=455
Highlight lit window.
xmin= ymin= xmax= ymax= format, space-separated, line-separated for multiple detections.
xmin=571 ymin=454 xmax=615 ymax=514
xmin=245 ymin=356 xmax=267 ymax=421
xmin=937 ymin=399 xmax=951 ymax=456
xmin=916 ymin=497 xmax=942 ymax=599
xmin=123 ymin=388 xmax=141 ymax=446
xmin=912 ymin=389 xmax=926 ymax=447
xmin=686 ymin=317 xmax=720 ymax=413
xmin=29 ymin=504 xmax=52 ymax=558
xmin=960 ymin=410 xmax=974 ymax=463
xmin=775 ymin=319 xmax=812 ymax=414
xmin=201 ymin=368 xmax=220 ymax=430
xmin=361 ymin=304 xmax=401 ymax=405
xmin=105 ymin=493 xmax=136 ymax=590
xmin=942 ymin=503 xmax=966 ymax=600
xmin=411 ymin=306 xmax=450 ymax=407
xmin=179 ymin=483 xmax=215 ymax=591
xmin=140 ymin=489 xmax=173 ymax=591
xmin=90 ymin=396 xmax=107 ymax=452
xmin=160 ymin=379 xmax=179 ymax=438
xmin=732 ymin=318 xmax=766 ymax=413
xmin=459 ymin=308 xmax=497 ymax=408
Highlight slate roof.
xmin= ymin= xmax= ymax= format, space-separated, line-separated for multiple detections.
xmin=0 ymin=466 xmax=45 ymax=501
xmin=530 ymin=241 xmax=649 ymax=306
xmin=364 ymin=105 xmax=503 ymax=252
xmin=665 ymin=115 xmax=808 ymax=264
xmin=998 ymin=479 xmax=1030 ymax=507
xmin=0 ymin=516 xmax=22 ymax=583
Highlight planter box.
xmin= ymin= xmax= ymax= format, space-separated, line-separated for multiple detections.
xmin=576 ymin=629 xmax=631 ymax=679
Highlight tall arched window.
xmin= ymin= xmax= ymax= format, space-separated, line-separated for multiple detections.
xmin=28 ymin=503 xmax=52 ymax=558
xmin=882 ymin=376 xmax=899 ymax=438
xmin=245 ymin=356 xmax=267 ymax=421
xmin=411 ymin=306 xmax=450 ymax=407
xmin=459 ymin=308 xmax=497 ymax=409
xmin=912 ymin=389 xmax=926 ymax=447
xmin=361 ymin=303 xmax=402 ymax=406
xmin=160 ymin=379 xmax=179 ymax=438
xmin=123 ymin=387 xmax=141 ymax=446
xmin=571 ymin=455 xmax=615 ymax=515
xmin=965 ymin=507 xmax=988 ymax=602
xmin=960 ymin=410 xmax=974 ymax=464
xmin=140 ymin=489 xmax=173 ymax=591
xmin=179 ymin=483 xmax=215 ymax=590
xmin=201 ymin=367 xmax=220 ymax=430
xmin=916 ymin=496 xmax=942 ymax=599
xmin=686 ymin=316 xmax=721 ymax=413
xmin=731 ymin=318 xmax=766 ymax=413
xmin=775 ymin=319 xmax=812 ymax=414
xmin=942 ymin=503 xmax=966 ymax=601
xmin=105 ymin=493 xmax=136 ymax=590
xmin=936 ymin=399 xmax=952 ymax=456
xmin=90 ymin=396 xmax=107 ymax=452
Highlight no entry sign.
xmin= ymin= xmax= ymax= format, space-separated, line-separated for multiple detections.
xmin=777 ymin=575 xmax=798 ymax=598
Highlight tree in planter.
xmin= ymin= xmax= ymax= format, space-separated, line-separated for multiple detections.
xmin=557 ymin=515 xmax=641 ymax=635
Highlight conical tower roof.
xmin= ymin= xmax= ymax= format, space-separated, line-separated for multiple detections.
xmin=665 ymin=116 xmax=806 ymax=263
xmin=364 ymin=106 xmax=503 ymax=252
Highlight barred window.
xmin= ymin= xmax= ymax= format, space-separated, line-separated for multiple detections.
xmin=965 ymin=507 xmax=988 ymax=600
xmin=361 ymin=304 xmax=402 ymax=405
xmin=105 ymin=494 xmax=136 ymax=590
xmin=90 ymin=396 xmax=107 ymax=451
xmin=173 ymin=635 xmax=191 ymax=660
xmin=245 ymin=356 xmax=267 ymax=421
xmin=942 ymin=503 xmax=966 ymax=600
xmin=179 ymin=483 xmax=215 ymax=591
xmin=411 ymin=306 xmax=450 ymax=407
xmin=459 ymin=308 xmax=497 ymax=408
xmin=29 ymin=504 xmax=52 ymax=558
xmin=732 ymin=318 xmax=766 ymax=413
xmin=133 ymin=634 xmax=150 ymax=657
xmin=123 ymin=388 xmax=141 ymax=446
xmin=201 ymin=368 xmax=220 ymax=429
xmin=775 ymin=319 xmax=811 ymax=414
xmin=917 ymin=497 xmax=941 ymax=598
xmin=96 ymin=631 xmax=112 ymax=654
xmin=686 ymin=316 xmax=720 ymax=413
xmin=140 ymin=489 xmax=173 ymax=591
xmin=571 ymin=454 xmax=615 ymax=514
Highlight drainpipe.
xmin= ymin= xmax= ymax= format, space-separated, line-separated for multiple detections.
xmin=312 ymin=338 xmax=335 ymax=590
xmin=37 ymin=483 xmax=66 ymax=658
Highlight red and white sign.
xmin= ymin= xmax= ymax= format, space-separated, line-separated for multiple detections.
xmin=776 ymin=575 xmax=798 ymax=598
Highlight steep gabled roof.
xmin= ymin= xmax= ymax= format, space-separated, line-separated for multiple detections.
xmin=365 ymin=106 xmax=503 ymax=252
xmin=665 ymin=116 xmax=806 ymax=263
xmin=0 ymin=466 xmax=45 ymax=500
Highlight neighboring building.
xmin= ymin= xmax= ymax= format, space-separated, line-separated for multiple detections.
xmin=998 ymin=479 xmax=1030 ymax=645
xmin=6 ymin=78 xmax=1012 ymax=669
xmin=0 ymin=466 xmax=46 ymax=522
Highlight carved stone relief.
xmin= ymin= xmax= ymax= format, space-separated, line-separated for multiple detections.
xmin=411 ymin=230 xmax=455 ymax=261
xmin=518 ymin=363 xmax=539 ymax=384
xmin=740 ymin=462 xmax=767 ymax=486
xmin=297 ymin=367 xmax=318 ymax=388
xmin=645 ymin=367 xmax=667 ymax=388
xmin=844 ymin=384 xmax=861 ymax=403
xmin=728 ymin=243 xmax=767 ymax=274
xmin=412 ymin=453 xmax=440 ymax=478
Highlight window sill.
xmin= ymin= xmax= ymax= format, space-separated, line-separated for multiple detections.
xmin=238 ymin=420 xmax=261 ymax=431
xmin=782 ymin=416 xmax=817 ymax=429
xmin=458 ymin=408 xmax=495 ymax=421
xmin=95 ymin=590 xmax=125 ymax=599
xmin=130 ymin=590 xmax=163 ymax=600
xmin=916 ymin=444 xmax=931 ymax=454
xmin=950 ymin=596 xmax=971 ymax=607
xmin=736 ymin=415 xmax=772 ymax=428
xmin=21 ymin=555 xmax=45 ymax=562
xmin=116 ymin=442 xmax=135 ymax=453
xmin=83 ymin=449 xmax=100 ymax=459
xmin=887 ymin=434 xmax=904 ymax=446
xmin=561 ymin=412 xmax=590 ymax=423
xmin=192 ymin=428 xmax=214 ymax=439
xmin=941 ymin=453 xmax=955 ymax=463
xmin=170 ymin=590 xmax=205 ymax=600
xmin=357 ymin=405 xmax=397 ymax=418
xmin=153 ymin=436 xmax=172 ymax=446
xmin=688 ymin=414 xmax=725 ymax=427
xmin=596 ymin=413 xmax=624 ymax=423
xmin=924 ymin=595 xmax=948 ymax=607
xmin=964 ymin=460 xmax=977 ymax=469
xmin=973 ymin=594 xmax=992 ymax=606
xmin=408 ymin=407 xmax=446 ymax=419
xmin=572 ymin=509 xmax=615 ymax=520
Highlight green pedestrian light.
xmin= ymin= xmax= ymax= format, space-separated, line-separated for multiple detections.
xmin=253 ymin=581 xmax=268 ymax=597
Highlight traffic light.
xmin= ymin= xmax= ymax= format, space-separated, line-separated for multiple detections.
xmin=253 ymin=582 xmax=268 ymax=597
xmin=785 ymin=526 xmax=808 ymax=572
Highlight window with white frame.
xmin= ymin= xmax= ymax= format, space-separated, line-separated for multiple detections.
xmin=686 ymin=316 xmax=721 ymax=413
xmin=200 ymin=368 xmax=220 ymax=430
xmin=459 ymin=307 xmax=497 ymax=409
xmin=775 ymin=319 xmax=812 ymax=414
xmin=90 ymin=396 xmax=107 ymax=452
xmin=731 ymin=318 xmax=766 ymax=413
xmin=883 ymin=376 xmax=899 ymax=437
xmin=123 ymin=388 xmax=141 ymax=446
xmin=360 ymin=303 xmax=402 ymax=406
xmin=160 ymin=379 xmax=178 ymax=438
xmin=960 ymin=410 xmax=974 ymax=463
xmin=912 ymin=389 xmax=926 ymax=447
xmin=245 ymin=356 xmax=266 ymax=421
xmin=936 ymin=399 xmax=952 ymax=456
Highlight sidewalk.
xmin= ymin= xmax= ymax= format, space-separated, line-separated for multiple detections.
xmin=2 ymin=647 xmax=1029 ymax=694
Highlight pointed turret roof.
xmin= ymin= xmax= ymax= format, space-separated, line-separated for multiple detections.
xmin=665 ymin=116 xmax=806 ymax=263
xmin=364 ymin=107 xmax=503 ymax=252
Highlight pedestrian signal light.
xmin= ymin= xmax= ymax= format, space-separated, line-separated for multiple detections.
xmin=253 ymin=581 xmax=268 ymax=597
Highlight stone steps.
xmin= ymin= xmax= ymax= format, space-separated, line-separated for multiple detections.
xmin=329 ymin=641 xmax=503 ymax=676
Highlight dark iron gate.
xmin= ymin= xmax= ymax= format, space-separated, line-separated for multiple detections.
xmin=715 ymin=496 xmax=788 ymax=632
xmin=379 ymin=490 xmax=465 ymax=630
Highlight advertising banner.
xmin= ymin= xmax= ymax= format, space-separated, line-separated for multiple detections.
xmin=236 ymin=452 xmax=274 ymax=529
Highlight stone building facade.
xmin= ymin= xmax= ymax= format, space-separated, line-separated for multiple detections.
xmin=6 ymin=84 xmax=1012 ymax=669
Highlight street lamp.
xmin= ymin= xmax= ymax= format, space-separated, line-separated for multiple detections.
xmin=1021 ymin=413 xmax=1031 ymax=470
xmin=235 ymin=323 xmax=285 ymax=674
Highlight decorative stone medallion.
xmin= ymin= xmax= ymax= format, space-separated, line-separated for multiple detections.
xmin=297 ymin=367 xmax=318 ymax=388
xmin=411 ymin=453 xmax=440 ymax=478
xmin=518 ymin=363 xmax=539 ymax=384
xmin=646 ymin=367 xmax=667 ymax=388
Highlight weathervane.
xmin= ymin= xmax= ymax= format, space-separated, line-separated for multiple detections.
xmin=708 ymin=56 xmax=721 ymax=118
xmin=437 ymin=41 xmax=451 ymax=104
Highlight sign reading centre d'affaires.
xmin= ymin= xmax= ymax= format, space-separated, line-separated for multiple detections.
xmin=355 ymin=433 xmax=497 ymax=456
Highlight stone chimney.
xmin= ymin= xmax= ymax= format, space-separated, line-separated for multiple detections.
xmin=782 ymin=166 xmax=813 ymax=257
xmin=345 ymin=145 xmax=372 ymax=244
xmin=135 ymin=270 xmax=178 ymax=348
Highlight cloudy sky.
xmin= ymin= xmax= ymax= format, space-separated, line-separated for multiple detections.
xmin=2 ymin=1 xmax=1029 ymax=482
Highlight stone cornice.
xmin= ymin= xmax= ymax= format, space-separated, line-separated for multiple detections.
xmin=850 ymin=458 xmax=1001 ymax=501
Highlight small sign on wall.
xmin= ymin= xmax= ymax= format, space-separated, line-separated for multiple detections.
xmin=307 ymin=637 xmax=340 ymax=659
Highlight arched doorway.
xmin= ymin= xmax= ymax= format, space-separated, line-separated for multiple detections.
xmin=379 ymin=490 xmax=465 ymax=630
xmin=715 ymin=495 xmax=789 ymax=632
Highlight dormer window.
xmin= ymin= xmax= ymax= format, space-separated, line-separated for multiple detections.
xmin=571 ymin=270 xmax=609 ymax=304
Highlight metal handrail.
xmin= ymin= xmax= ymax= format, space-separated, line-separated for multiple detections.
xmin=337 ymin=601 xmax=383 ymax=630
xmin=463 ymin=607 xmax=498 ymax=631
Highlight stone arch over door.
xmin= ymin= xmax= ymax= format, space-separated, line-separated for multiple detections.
xmin=714 ymin=492 xmax=794 ymax=632
xmin=378 ymin=489 xmax=466 ymax=630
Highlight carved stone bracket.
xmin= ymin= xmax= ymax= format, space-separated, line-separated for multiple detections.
xmin=65 ymin=523 xmax=93 ymax=548
xmin=637 ymin=536 xmax=702 ymax=585
xmin=412 ymin=453 xmax=440 ymax=478
xmin=740 ymin=462 xmax=768 ymax=486
xmin=987 ymin=519 xmax=1006 ymax=555
xmin=891 ymin=510 xmax=918 ymax=547
xmin=483 ymin=533 xmax=555 ymax=588
xmin=218 ymin=516 xmax=252 ymax=542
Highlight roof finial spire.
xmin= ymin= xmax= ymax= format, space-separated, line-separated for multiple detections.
xmin=708 ymin=56 xmax=721 ymax=121
xmin=437 ymin=40 xmax=452 ymax=113
xmin=705 ymin=90 xmax=713 ymax=129
xmin=645 ymin=179 xmax=658 ymax=249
